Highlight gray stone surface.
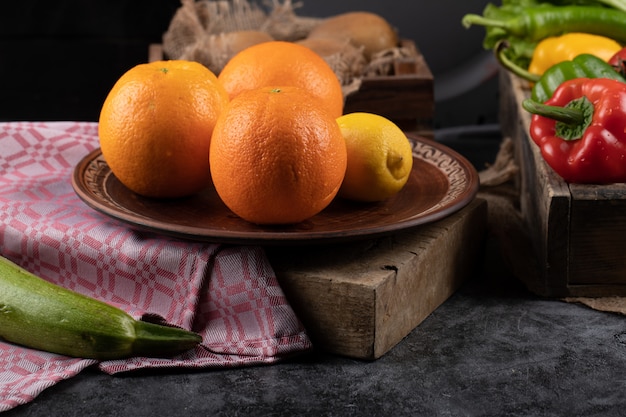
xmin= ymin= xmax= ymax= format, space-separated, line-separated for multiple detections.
xmin=6 ymin=249 xmax=626 ymax=417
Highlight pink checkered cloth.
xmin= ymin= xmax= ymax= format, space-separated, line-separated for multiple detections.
xmin=0 ymin=121 xmax=312 ymax=412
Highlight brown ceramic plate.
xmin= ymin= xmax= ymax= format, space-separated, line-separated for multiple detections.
xmin=72 ymin=134 xmax=479 ymax=245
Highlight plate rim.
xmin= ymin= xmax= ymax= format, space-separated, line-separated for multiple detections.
xmin=71 ymin=134 xmax=479 ymax=245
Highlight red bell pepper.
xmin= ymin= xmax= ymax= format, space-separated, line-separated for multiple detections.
xmin=609 ymin=46 xmax=626 ymax=77
xmin=522 ymin=77 xmax=626 ymax=184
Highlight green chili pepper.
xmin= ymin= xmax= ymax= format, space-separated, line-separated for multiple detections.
xmin=463 ymin=5 xmax=626 ymax=48
xmin=513 ymin=0 xmax=626 ymax=12
xmin=479 ymin=3 xmax=530 ymax=50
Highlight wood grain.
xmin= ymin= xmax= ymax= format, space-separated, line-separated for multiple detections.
xmin=267 ymin=198 xmax=487 ymax=359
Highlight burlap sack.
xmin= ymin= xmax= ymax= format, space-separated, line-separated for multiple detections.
xmin=161 ymin=0 xmax=411 ymax=95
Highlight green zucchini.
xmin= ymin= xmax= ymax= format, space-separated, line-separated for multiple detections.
xmin=0 ymin=255 xmax=202 ymax=359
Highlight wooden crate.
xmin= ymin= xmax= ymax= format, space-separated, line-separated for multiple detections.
xmin=149 ymin=39 xmax=434 ymax=135
xmin=342 ymin=40 xmax=434 ymax=134
xmin=500 ymin=70 xmax=626 ymax=297
xmin=267 ymin=199 xmax=487 ymax=360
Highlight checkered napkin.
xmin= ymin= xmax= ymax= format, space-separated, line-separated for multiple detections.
xmin=0 ymin=121 xmax=312 ymax=412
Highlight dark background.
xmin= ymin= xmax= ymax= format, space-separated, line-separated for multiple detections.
xmin=0 ymin=0 xmax=498 ymax=128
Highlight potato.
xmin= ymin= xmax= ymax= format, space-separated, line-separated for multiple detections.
xmin=307 ymin=11 xmax=398 ymax=60
xmin=296 ymin=37 xmax=367 ymax=86
xmin=296 ymin=37 xmax=351 ymax=58
xmin=213 ymin=30 xmax=274 ymax=57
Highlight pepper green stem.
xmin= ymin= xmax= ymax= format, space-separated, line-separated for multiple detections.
xmin=462 ymin=14 xmax=509 ymax=30
xmin=461 ymin=13 xmax=527 ymax=38
xmin=495 ymin=40 xmax=540 ymax=83
xmin=522 ymin=99 xmax=584 ymax=124
xmin=522 ymin=97 xmax=594 ymax=141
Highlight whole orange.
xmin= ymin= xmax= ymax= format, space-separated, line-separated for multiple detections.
xmin=209 ymin=86 xmax=347 ymax=225
xmin=99 ymin=60 xmax=229 ymax=198
xmin=217 ymin=41 xmax=344 ymax=118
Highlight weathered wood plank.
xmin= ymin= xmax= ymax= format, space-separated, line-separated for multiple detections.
xmin=267 ymin=198 xmax=487 ymax=359
xmin=500 ymin=69 xmax=626 ymax=297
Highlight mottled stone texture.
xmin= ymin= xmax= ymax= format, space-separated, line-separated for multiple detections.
xmin=7 ymin=249 xmax=626 ymax=416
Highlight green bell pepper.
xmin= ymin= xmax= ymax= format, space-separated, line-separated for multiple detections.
xmin=532 ymin=54 xmax=626 ymax=102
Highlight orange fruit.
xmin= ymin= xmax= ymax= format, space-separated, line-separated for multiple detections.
xmin=217 ymin=41 xmax=344 ymax=118
xmin=98 ymin=60 xmax=229 ymax=198
xmin=209 ymin=86 xmax=347 ymax=225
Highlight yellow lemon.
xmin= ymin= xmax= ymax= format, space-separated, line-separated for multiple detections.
xmin=336 ymin=112 xmax=413 ymax=202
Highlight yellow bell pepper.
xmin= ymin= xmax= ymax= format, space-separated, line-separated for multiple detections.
xmin=528 ymin=32 xmax=622 ymax=77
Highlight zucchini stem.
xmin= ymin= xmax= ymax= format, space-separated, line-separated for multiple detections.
xmin=132 ymin=321 xmax=203 ymax=358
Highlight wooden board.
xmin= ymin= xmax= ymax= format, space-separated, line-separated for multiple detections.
xmin=266 ymin=198 xmax=487 ymax=360
xmin=499 ymin=70 xmax=626 ymax=297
